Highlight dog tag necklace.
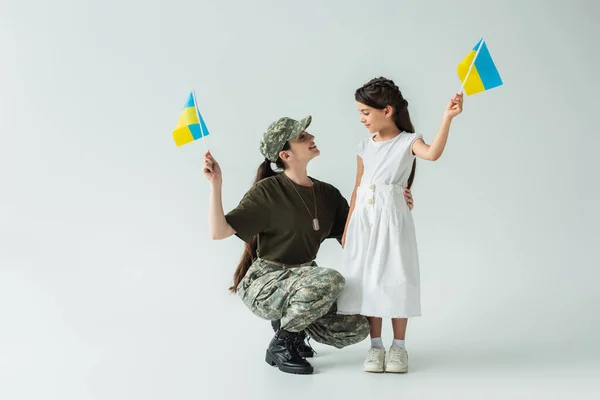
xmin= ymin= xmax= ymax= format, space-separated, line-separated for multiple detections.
xmin=285 ymin=174 xmax=319 ymax=231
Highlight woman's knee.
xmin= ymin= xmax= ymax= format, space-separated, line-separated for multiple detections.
xmin=291 ymin=269 xmax=345 ymax=309
xmin=321 ymin=268 xmax=345 ymax=294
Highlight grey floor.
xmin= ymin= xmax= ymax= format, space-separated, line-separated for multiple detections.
xmin=2 ymin=313 xmax=599 ymax=400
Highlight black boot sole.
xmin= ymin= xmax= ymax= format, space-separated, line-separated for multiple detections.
xmin=265 ymin=351 xmax=314 ymax=374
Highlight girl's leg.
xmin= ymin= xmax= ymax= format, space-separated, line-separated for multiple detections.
xmin=387 ymin=318 xmax=409 ymax=373
xmin=391 ymin=318 xmax=408 ymax=340
xmin=368 ymin=317 xmax=383 ymax=340
xmin=368 ymin=317 xmax=384 ymax=348
xmin=364 ymin=317 xmax=385 ymax=373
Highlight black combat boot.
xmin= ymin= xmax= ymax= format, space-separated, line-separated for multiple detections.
xmin=270 ymin=320 xmax=315 ymax=358
xmin=265 ymin=329 xmax=314 ymax=374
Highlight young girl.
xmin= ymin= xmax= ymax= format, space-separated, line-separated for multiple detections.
xmin=337 ymin=77 xmax=463 ymax=373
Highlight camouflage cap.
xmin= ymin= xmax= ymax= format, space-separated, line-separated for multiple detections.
xmin=260 ymin=116 xmax=312 ymax=162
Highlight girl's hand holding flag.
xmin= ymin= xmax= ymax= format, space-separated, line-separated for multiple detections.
xmin=444 ymin=92 xmax=464 ymax=120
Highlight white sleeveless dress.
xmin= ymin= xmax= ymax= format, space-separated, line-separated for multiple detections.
xmin=337 ymin=132 xmax=423 ymax=318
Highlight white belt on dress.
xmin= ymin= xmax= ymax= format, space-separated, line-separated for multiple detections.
xmin=359 ymin=183 xmax=405 ymax=205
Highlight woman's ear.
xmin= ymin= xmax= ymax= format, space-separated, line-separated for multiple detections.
xmin=279 ymin=150 xmax=290 ymax=161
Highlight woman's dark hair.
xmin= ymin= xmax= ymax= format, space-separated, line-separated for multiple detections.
xmin=355 ymin=77 xmax=417 ymax=189
xmin=229 ymin=141 xmax=290 ymax=292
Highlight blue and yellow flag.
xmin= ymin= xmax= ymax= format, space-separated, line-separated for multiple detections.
xmin=173 ymin=91 xmax=210 ymax=146
xmin=457 ymin=38 xmax=503 ymax=96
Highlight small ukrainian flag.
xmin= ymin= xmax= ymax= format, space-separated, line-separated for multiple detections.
xmin=457 ymin=38 xmax=503 ymax=96
xmin=173 ymin=91 xmax=210 ymax=146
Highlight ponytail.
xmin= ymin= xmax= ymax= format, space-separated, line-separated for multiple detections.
xmin=392 ymin=103 xmax=417 ymax=190
xmin=229 ymin=144 xmax=289 ymax=292
xmin=407 ymin=159 xmax=416 ymax=189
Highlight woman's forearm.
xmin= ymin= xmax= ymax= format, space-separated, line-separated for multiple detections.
xmin=209 ymin=180 xmax=235 ymax=240
xmin=342 ymin=187 xmax=358 ymax=237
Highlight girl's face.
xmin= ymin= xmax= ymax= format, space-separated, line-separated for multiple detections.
xmin=357 ymin=102 xmax=393 ymax=134
xmin=281 ymin=131 xmax=320 ymax=163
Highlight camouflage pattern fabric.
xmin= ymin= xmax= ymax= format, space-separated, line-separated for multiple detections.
xmin=259 ymin=116 xmax=312 ymax=162
xmin=237 ymin=258 xmax=370 ymax=349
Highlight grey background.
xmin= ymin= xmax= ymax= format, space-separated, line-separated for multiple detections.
xmin=1 ymin=0 xmax=599 ymax=399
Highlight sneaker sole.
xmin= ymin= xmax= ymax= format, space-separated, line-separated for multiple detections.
xmin=265 ymin=351 xmax=314 ymax=375
xmin=364 ymin=366 xmax=385 ymax=373
xmin=386 ymin=366 xmax=408 ymax=373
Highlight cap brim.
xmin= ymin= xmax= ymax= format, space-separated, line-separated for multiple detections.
xmin=286 ymin=115 xmax=312 ymax=141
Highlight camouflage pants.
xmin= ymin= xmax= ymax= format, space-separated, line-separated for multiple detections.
xmin=237 ymin=258 xmax=370 ymax=349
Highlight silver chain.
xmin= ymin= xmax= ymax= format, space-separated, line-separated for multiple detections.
xmin=284 ymin=174 xmax=318 ymax=221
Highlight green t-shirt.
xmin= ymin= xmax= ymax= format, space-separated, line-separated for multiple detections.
xmin=224 ymin=173 xmax=349 ymax=265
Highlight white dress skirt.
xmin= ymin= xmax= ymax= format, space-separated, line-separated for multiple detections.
xmin=336 ymin=133 xmax=423 ymax=318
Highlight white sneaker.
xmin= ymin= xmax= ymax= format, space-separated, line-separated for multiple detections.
xmin=386 ymin=345 xmax=408 ymax=373
xmin=364 ymin=347 xmax=385 ymax=373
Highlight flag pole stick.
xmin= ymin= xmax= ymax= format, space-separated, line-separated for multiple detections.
xmin=459 ymin=37 xmax=485 ymax=94
xmin=192 ymin=88 xmax=210 ymax=152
